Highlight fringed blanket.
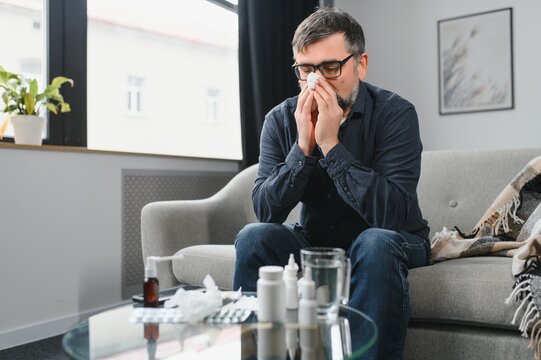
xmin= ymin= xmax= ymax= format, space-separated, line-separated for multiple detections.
xmin=430 ymin=155 xmax=541 ymax=358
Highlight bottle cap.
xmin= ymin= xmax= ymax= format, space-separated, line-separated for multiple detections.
xmin=259 ymin=265 xmax=284 ymax=280
xmin=283 ymin=254 xmax=299 ymax=280
xmin=145 ymin=256 xmax=158 ymax=278
xmin=301 ymin=267 xmax=315 ymax=299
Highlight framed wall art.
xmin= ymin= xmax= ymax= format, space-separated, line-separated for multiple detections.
xmin=438 ymin=8 xmax=514 ymax=115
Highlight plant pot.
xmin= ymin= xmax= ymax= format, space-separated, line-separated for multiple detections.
xmin=10 ymin=115 xmax=46 ymax=145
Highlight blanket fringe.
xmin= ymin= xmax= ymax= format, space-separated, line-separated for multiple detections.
xmin=512 ymin=293 xmax=533 ymax=325
xmin=529 ymin=318 xmax=541 ymax=348
xmin=494 ymin=195 xmax=524 ymax=234
xmin=520 ymin=301 xmax=537 ymax=334
xmin=507 ymin=276 xmax=541 ymax=360
xmin=505 ymin=279 xmax=530 ymax=305
xmin=471 ymin=193 xmax=523 ymax=237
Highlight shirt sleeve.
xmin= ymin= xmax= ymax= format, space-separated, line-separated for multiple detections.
xmin=319 ymin=107 xmax=422 ymax=231
xmin=252 ymin=113 xmax=318 ymax=223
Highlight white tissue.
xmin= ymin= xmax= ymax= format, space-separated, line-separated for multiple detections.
xmin=164 ymin=274 xmax=222 ymax=323
xmin=307 ymin=72 xmax=320 ymax=91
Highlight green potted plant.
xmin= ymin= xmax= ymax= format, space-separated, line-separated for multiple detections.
xmin=0 ymin=65 xmax=74 ymax=145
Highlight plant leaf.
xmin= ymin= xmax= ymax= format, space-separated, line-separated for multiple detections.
xmin=60 ymin=102 xmax=71 ymax=112
xmin=0 ymin=118 xmax=8 ymax=140
xmin=23 ymin=93 xmax=35 ymax=115
xmin=41 ymin=84 xmax=59 ymax=98
xmin=51 ymin=76 xmax=74 ymax=88
xmin=29 ymin=79 xmax=38 ymax=97
xmin=46 ymin=103 xmax=58 ymax=114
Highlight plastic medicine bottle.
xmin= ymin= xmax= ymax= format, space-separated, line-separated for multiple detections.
xmin=257 ymin=266 xmax=286 ymax=323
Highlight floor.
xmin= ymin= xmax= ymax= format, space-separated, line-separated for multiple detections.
xmin=0 ymin=335 xmax=70 ymax=360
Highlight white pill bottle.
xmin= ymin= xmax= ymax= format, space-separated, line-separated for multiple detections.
xmin=257 ymin=266 xmax=286 ymax=323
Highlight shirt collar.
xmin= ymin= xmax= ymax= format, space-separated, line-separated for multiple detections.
xmin=348 ymin=81 xmax=367 ymax=119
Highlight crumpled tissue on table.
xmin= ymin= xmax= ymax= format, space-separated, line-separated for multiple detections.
xmin=164 ymin=274 xmax=222 ymax=323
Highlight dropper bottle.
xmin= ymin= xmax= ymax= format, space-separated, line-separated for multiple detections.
xmin=144 ymin=257 xmax=160 ymax=308
xmin=144 ymin=255 xmax=184 ymax=308
xmin=283 ymin=254 xmax=299 ymax=310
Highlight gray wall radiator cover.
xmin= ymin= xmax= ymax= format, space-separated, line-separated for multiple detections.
xmin=122 ymin=169 xmax=235 ymax=298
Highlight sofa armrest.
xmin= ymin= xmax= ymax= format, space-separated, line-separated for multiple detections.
xmin=141 ymin=199 xmax=214 ymax=288
xmin=141 ymin=164 xmax=261 ymax=288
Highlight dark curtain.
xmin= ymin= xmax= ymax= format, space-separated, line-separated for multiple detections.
xmin=238 ymin=0 xmax=319 ymax=169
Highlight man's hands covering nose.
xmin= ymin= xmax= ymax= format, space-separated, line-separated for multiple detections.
xmin=294 ymin=77 xmax=342 ymax=157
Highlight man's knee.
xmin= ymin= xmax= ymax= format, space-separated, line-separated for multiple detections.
xmin=349 ymin=228 xmax=404 ymax=263
xmin=234 ymin=223 xmax=288 ymax=253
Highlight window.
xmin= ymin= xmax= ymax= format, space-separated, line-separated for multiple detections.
xmin=0 ymin=0 xmax=46 ymax=139
xmin=86 ymin=0 xmax=241 ymax=159
xmin=127 ymin=76 xmax=144 ymax=115
xmin=1 ymin=0 xmax=242 ymax=160
xmin=206 ymin=88 xmax=220 ymax=125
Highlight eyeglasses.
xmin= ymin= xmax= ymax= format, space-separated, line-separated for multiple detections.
xmin=292 ymin=54 xmax=355 ymax=81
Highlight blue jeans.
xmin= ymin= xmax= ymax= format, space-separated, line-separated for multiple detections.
xmin=233 ymin=223 xmax=429 ymax=360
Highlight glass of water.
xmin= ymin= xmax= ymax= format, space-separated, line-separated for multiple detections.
xmin=300 ymin=247 xmax=351 ymax=320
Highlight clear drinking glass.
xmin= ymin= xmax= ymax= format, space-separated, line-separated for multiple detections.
xmin=300 ymin=247 xmax=351 ymax=320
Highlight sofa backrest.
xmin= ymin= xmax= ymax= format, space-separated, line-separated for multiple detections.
xmin=225 ymin=148 xmax=540 ymax=240
xmin=418 ymin=148 xmax=540 ymax=238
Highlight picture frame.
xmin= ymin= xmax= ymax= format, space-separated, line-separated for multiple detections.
xmin=438 ymin=8 xmax=514 ymax=115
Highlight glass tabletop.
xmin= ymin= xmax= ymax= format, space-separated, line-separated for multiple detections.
xmin=63 ymin=303 xmax=377 ymax=360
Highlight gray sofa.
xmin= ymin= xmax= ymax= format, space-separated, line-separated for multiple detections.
xmin=142 ymin=148 xmax=540 ymax=359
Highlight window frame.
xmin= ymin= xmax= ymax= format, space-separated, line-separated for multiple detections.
xmin=47 ymin=0 xmax=87 ymax=146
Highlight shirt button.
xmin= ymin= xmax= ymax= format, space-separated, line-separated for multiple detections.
xmin=297 ymin=160 xmax=303 ymax=166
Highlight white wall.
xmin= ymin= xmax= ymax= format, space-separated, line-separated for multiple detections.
xmin=337 ymin=0 xmax=541 ymax=151
xmin=0 ymin=147 xmax=238 ymax=349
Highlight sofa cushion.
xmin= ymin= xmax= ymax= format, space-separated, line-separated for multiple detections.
xmin=174 ymin=245 xmax=519 ymax=329
xmin=409 ymin=256 xmax=517 ymax=329
xmin=173 ymin=245 xmax=236 ymax=290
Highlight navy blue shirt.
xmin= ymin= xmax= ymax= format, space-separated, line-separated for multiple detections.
xmin=253 ymin=81 xmax=430 ymax=249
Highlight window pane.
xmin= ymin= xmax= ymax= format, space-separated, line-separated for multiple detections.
xmin=0 ymin=0 xmax=46 ymax=139
xmin=87 ymin=0 xmax=241 ymax=160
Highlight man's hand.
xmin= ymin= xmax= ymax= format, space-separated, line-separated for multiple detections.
xmin=312 ymin=78 xmax=342 ymax=156
xmin=294 ymin=84 xmax=318 ymax=156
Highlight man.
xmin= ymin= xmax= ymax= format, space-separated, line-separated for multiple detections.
xmin=233 ymin=7 xmax=430 ymax=359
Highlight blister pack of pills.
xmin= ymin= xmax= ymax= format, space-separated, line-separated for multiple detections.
xmin=129 ymin=307 xmax=185 ymax=323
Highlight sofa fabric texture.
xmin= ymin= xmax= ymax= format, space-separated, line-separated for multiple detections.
xmin=142 ymin=148 xmax=541 ymax=359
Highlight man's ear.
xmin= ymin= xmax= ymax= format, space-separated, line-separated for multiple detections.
xmin=357 ymin=53 xmax=368 ymax=81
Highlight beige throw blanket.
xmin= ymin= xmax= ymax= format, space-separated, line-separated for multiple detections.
xmin=430 ymin=156 xmax=541 ymax=358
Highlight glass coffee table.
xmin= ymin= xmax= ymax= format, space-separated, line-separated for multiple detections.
xmin=63 ymin=302 xmax=377 ymax=359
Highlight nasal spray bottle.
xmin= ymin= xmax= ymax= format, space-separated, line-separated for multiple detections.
xmin=299 ymin=266 xmax=317 ymax=325
xmin=299 ymin=267 xmax=318 ymax=360
xmin=283 ymin=254 xmax=299 ymax=310
xmin=144 ymin=255 xmax=184 ymax=308
xmin=284 ymin=254 xmax=300 ymax=360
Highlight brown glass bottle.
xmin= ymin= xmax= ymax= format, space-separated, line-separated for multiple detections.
xmin=144 ymin=277 xmax=159 ymax=308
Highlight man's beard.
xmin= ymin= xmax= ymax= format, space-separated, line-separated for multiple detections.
xmin=337 ymin=83 xmax=359 ymax=112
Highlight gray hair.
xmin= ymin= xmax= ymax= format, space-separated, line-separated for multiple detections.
xmin=292 ymin=7 xmax=365 ymax=58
